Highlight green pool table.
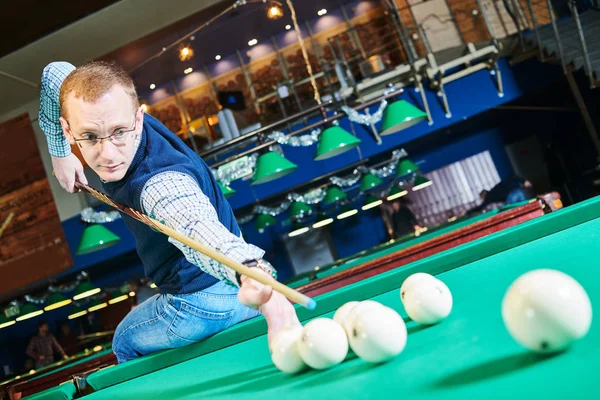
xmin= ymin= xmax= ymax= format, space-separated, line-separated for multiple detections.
xmin=30 ymin=194 xmax=597 ymax=399
xmin=290 ymin=198 xmax=550 ymax=296
xmin=2 ymin=344 xmax=114 ymax=400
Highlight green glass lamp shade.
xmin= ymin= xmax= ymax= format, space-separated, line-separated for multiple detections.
xmin=0 ymin=314 xmax=15 ymax=329
xmin=288 ymin=221 xmax=309 ymax=237
xmin=88 ymin=298 xmax=108 ymax=312
xmin=362 ymin=195 xmax=383 ymax=210
xmin=73 ymin=281 xmax=101 ymax=301
xmin=218 ymin=182 xmax=236 ymax=198
xmin=255 ymin=213 xmax=277 ymax=232
xmin=68 ymin=305 xmax=88 ymax=320
xmin=312 ymin=213 xmax=334 ymax=229
xmin=314 ymin=126 xmax=361 ymax=161
xmin=15 ymin=303 xmax=44 ymax=322
xmin=108 ymin=290 xmax=130 ymax=305
xmin=359 ymin=173 xmax=384 ymax=192
xmin=289 ymin=201 xmax=313 ymax=219
xmin=380 ymin=100 xmax=427 ymax=135
xmin=413 ymin=175 xmax=433 ymax=191
xmin=252 ymin=151 xmax=297 ymax=185
xmin=387 ymin=186 xmax=408 ymax=201
xmin=337 ymin=204 xmax=359 ymax=220
xmin=323 ymin=186 xmax=347 ymax=205
xmin=396 ymin=159 xmax=420 ymax=177
xmin=77 ymin=224 xmax=120 ymax=256
xmin=44 ymin=293 xmax=72 ymax=311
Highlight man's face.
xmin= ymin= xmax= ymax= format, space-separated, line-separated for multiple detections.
xmin=39 ymin=324 xmax=49 ymax=336
xmin=60 ymin=85 xmax=143 ymax=182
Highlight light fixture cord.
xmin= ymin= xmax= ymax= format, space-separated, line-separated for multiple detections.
xmin=286 ymin=0 xmax=321 ymax=105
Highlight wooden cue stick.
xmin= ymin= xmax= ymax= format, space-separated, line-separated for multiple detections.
xmin=74 ymin=181 xmax=317 ymax=310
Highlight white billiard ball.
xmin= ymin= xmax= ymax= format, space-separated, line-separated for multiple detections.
xmin=341 ymin=300 xmax=386 ymax=336
xmin=402 ymin=279 xmax=452 ymax=324
xmin=502 ymin=269 xmax=592 ymax=353
xmin=333 ymin=301 xmax=359 ymax=329
xmin=400 ymin=273 xmax=438 ymax=303
xmin=297 ymin=318 xmax=348 ymax=370
xmin=348 ymin=306 xmax=407 ymax=363
xmin=271 ymin=326 xmax=307 ymax=374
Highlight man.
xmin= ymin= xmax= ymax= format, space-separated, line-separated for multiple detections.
xmin=390 ymin=199 xmax=421 ymax=238
xmin=40 ymin=61 xmax=299 ymax=363
xmin=467 ymin=175 xmax=533 ymax=215
xmin=57 ymin=322 xmax=78 ymax=356
xmin=26 ymin=321 xmax=69 ymax=369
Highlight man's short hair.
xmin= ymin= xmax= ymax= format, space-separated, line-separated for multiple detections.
xmin=37 ymin=320 xmax=48 ymax=329
xmin=479 ymin=190 xmax=489 ymax=197
xmin=59 ymin=61 xmax=139 ymax=119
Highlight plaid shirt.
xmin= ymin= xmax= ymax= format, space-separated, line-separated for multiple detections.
xmin=26 ymin=334 xmax=66 ymax=364
xmin=40 ymin=63 xmax=264 ymax=287
xmin=39 ymin=62 xmax=75 ymax=158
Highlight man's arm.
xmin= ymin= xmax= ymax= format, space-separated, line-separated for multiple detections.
xmin=39 ymin=62 xmax=87 ymax=192
xmin=141 ymin=171 xmax=266 ymax=287
xmin=51 ymin=335 xmax=67 ymax=358
xmin=26 ymin=338 xmax=40 ymax=360
xmin=39 ymin=62 xmax=74 ymax=158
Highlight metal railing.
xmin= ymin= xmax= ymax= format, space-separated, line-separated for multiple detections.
xmin=483 ymin=0 xmax=597 ymax=87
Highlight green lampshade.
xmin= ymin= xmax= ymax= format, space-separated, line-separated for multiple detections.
xmin=312 ymin=213 xmax=334 ymax=229
xmin=387 ymin=186 xmax=408 ymax=201
xmin=252 ymin=151 xmax=298 ymax=185
xmin=362 ymin=195 xmax=383 ymax=210
xmin=0 ymin=314 xmax=15 ymax=329
xmin=108 ymin=290 xmax=130 ymax=305
xmin=413 ymin=175 xmax=432 ymax=191
xmin=396 ymin=159 xmax=419 ymax=177
xmin=288 ymin=221 xmax=309 ymax=237
xmin=323 ymin=186 xmax=347 ymax=205
xmin=218 ymin=182 xmax=236 ymax=198
xmin=77 ymin=224 xmax=120 ymax=256
xmin=360 ymin=173 xmax=384 ymax=192
xmin=255 ymin=213 xmax=277 ymax=232
xmin=15 ymin=303 xmax=44 ymax=322
xmin=67 ymin=305 xmax=88 ymax=320
xmin=289 ymin=201 xmax=313 ymax=219
xmin=337 ymin=204 xmax=358 ymax=220
xmin=44 ymin=293 xmax=72 ymax=311
xmin=88 ymin=298 xmax=108 ymax=313
xmin=380 ymin=100 xmax=427 ymax=135
xmin=73 ymin=281 xmax=101 ymax=301
xmin=314 ymin=126 xmax=361 ymax=161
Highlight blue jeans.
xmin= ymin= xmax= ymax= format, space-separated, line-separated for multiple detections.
xmin=112 ymin=281 xmax=260 ymax=363
xmin=505 ymin=188 xmax=528 ymax=204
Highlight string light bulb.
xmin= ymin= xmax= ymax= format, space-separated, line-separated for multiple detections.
xmin=265 ymin=2 xmax=284 ymax=20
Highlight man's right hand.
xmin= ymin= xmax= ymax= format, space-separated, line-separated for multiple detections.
xmin=51 ymin=154 xmax=87 ymax=193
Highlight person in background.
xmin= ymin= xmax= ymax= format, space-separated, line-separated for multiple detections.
xmin=57 ymin=322 xmax=78 ymax=356
xmin=26 ymin=321 xmax=68 ymax=369
xmin=391 ymin=198 xmax=422 ymax=238
xmin=78 ymin=312 xmax=101 ymax=336
xmin=466 ymin=175 xmax=533 ymax=215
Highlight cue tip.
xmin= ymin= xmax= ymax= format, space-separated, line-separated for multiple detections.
xmin=306 ymin=298 xmax=317 ymax=310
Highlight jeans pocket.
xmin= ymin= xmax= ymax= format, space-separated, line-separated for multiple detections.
xmin=168 ymin=300 xmax=235 ymax=344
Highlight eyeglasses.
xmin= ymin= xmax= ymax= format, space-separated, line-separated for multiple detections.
xmin=71 ymin=115 xmax=138 ymax=148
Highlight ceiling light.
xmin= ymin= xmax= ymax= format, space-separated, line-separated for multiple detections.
xmin=318 ymin=9 xmax=327 ymax=16
xmin=285 ymin=24 xmax=292 ymax=30
xmin=215 ymin=55 xmax=222 ymax=60
xmin=150 ymin=84 xmax=156 ymax=90
xmin=248 ymin=38 xmax=258 ymax=46
xmin=184 ymin=67 xmax=193 ymax=74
